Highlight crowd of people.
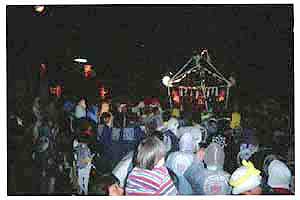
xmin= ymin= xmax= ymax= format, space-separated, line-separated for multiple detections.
xmin=8 ymin=93 xmax=294 ymax=195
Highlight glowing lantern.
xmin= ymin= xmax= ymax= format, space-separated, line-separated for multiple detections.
xmin=172 ymin=90 xmax=180 ymax=104
xmin=197 ymin=96 xmax=205 ymax=105
xmin=98 ymin=86 xmax=107 ymax=98
xmin=217 ymin=90 xmax=225 ymax=102
xmin=34 ymin=5 xmax=45 ymax=13
xmin=84 ymin=64 xmax=92 ymax=79
xmin=56 ymin=85 xmax=62 ymax=97
xmin=49 ymin=85 xmax=62 ymax=97
xmin=40 ymin=63 xmax=47 ymax=77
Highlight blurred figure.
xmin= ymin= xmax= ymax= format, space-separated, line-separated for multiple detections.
xmin=152 ymin=106 xmax=164 ymax=129
xmin=33 ymin=97 xmax=43 ymax=121
xmin=165 ymin=132 xmax=196 ymax=195
xmin=74 ymin=121 xmax=94 ymax=195
xmin=75 ymin=98 xmax=87 ymax=119
xmin=112 ymin=151 xmax=134 ymax=188
xmin=89 ymin=173 xmax=124 ymax=196
xmin=229 ymin=160 xmax=262 ymax=195
xmin=114 ymin=103 xmax=128 ymax=128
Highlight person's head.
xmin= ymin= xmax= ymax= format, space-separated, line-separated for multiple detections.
xmin=152 ymin=106 xmax=160 ymax=115
xmin=167 ymin=117 xmax=179 ymax=135
xmin=78 ymin=97 xmax=87 ymax=108
xmin=118 ymin=103 xmax=127 ymax=113
xmin=145 ymin=119 xmax=158 ymax=136
xmin=192 ymin=111 xmax=201 ymax=124
xmin=230 ymin=160 xmax=262 ymax=195
xmin=101 ymin=112 xmax=112 ymax=125
xmin=179 ymin=132 xmax=194 ymax=153
xmin=77 ymin=119 xmax=94 ymax=143
xmin=90 ymin=173 xmax=124 ymax=196
xmin=135 ymin=136 xmax=166 ymax=170
xmin=204 ymin=143 xmax=225 ymax=170
xmin=100 ymin=101 xmax=110 ymax=114
xmin=171 ymin=108 xmax=180 ymax=118
xmin=34 ymin=97 xmax=41 ymax=106
xmin=152 ymin=130 xmax=164 ymax=141
xmin=267 ymin=160 xmax=291 ymax=190
xmin=196 ymin=143 xmax=209 ymax=161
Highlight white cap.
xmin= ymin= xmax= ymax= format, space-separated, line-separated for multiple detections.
xmin=167 ymin=118 xmax=179 ymax=136
xmin=230 ymin=160 xmax=262 ymax=194
xmin=267 ymin=160 xmax=291 ymax=189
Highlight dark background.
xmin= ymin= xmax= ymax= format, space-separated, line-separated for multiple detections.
xmin=7 ymin=5 xmax=293 ymax=108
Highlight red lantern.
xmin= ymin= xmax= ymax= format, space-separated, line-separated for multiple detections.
xmin=49 ymin=85 xmax=62 ymax=97
xmin=172 ymin=90 xmax=180 ymax=104
xmin=84 ymin=64 xmax=92 ymax=79
xmin=56 ymin=85 xmax=62 ymax=97
xmin=217 ymin=90 xmax=225 ymax=102
xmin=40 ymin=63 xmax=47 ymax=78
xmin=99 ymin=86 xmax=107 ymax=98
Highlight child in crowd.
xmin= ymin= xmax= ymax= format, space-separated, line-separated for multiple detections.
xmin=125 ymin=136 xmax=178 ymax=195
xmin=74 ymin=122 xmax=94 ymax=195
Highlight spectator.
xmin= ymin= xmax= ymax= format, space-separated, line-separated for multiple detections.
xmin=125 ymin=136 xmax=178 ymax=195
xmin=33 ymin=97 xmax=42 ymax=121
xmin=185 ymin=143 xmax=231 ymax=195
xmin=89 ymin=173 xmax=124 ymax=196
xmin=112 ymin=151 xmax=135 ymax=188
xmin=114 ymin=103 xmax=129 ymax=128
xmin=74 ymin=122 xmax=94 ymax=195
xmin=229 ymin=160 xmax=262 ymax=195
xmin=165 ymin=132 xmax=195 ymax=194
xmin=75 ymin=98 xmax=87 ymax=119
xmin=152 ymin=106 xmax=164 ymax=129
xmin=265 ymin=160 xmax=292 ymax=195
xmin=162 ymin=118 xmax=180 ymax=154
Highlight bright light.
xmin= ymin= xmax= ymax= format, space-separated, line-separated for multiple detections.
xmin=74 ymin=58 xmax=88 ymax=63
xmin=34 ymin=5 xmax=45 ymax=13
xmin=162 ymin=76 xmax=173 ymax=87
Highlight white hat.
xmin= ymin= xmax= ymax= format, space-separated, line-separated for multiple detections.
xmin=167 ymin=118 xmax=179 ymax=136
xmin=267 ymin=160 xmax=291 ymax=189
xmin=230 ymin=160 xmax=262 ymax=194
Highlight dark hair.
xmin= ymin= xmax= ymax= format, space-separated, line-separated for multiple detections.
xmin=136 ymin=136 xmax=166 ymax=170
xmin=152 ymin=130 xmax=164 ymax=141
xmin=152 ymin=107 xmax=160 ymax=114
xmin=101 ymin=112 xmax=112 ymax=120
xmin=192 ymin=111 xmax=201 ymax=124
xmin=90 ymin=173 xmax=120 ymax=195
xmin=198 ymin=142 xmax=209 ymax=149
xmin=145 ymin=119 xmax=157 ymax=135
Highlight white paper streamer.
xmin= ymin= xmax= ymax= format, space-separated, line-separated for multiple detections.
xmin=180 ymin=88 xmax=183 ymax=97
xmin=195 ymin=90 xmax=199 ymax=99
xmin=184 ymin=88 xmax=188 ymax=96
xmin=215 ymin=87 xmax=219 ymax=96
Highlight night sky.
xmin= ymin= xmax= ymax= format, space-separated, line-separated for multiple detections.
xmin=7 ymin=5 xmax=293 ymax=105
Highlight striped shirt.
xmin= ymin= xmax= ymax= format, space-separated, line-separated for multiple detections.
xmin=126 ymin=166 xmax=178 ymax=196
